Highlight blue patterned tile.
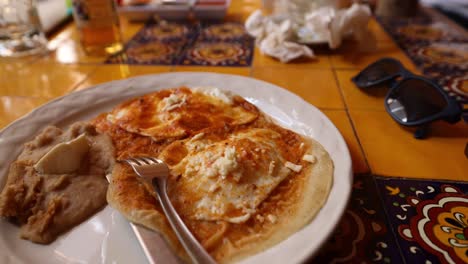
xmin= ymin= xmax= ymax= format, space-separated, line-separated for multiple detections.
xmin=107 ymin=39 xmax=188 ymax=65
xmin=313 ymin=174 xmax=403 ymax=263
xmin=106 ymin=20 xmax=254 ymax=66
xmin=375 ymin=177 xmax=468 ymax=264
xmin=178 ymin=39 xmax=253 ymax=66
xmin=377 ymin=9 xmax=468 ymax=103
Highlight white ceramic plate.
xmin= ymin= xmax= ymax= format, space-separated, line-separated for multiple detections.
xmin=0 ymin=73 xmax=352 ymax=264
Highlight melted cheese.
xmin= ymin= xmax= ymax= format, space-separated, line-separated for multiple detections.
xmin=106 ymin=87 xmax=258 ymax=141
xmin=168 ymin=128 xmax=292 ymax=224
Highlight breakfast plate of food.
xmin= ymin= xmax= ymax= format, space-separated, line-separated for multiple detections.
xmin=0 ymin=73 xmax=352 ymax=264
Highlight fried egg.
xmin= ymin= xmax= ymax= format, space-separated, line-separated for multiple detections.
xmin=106 ymin=87 xmax=259 ymax=141
xmin=162 ymin=128 xmax=293 ymax=224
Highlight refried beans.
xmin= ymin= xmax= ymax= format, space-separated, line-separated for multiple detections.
xmin=0 ymin=122 xmax=115 ymax=244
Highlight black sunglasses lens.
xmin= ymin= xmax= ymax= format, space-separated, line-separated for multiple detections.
xmin=386 ymin=79 xmax=448 ymax=123
xmin=354 ymin=59 xmax=402 ymax=87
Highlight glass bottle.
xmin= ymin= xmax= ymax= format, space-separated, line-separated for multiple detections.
xmin=71 ymin=0 xmax=123 ymax=56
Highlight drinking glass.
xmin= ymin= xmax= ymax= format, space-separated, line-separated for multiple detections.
xmin=0 ymin=0 xmax=48 ymax=57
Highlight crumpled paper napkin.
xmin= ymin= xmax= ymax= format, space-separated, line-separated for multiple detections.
xmin=245 ymin=10 xmax=314 ymax=63
xmin=245 ymin=3 xmax=376 ymax=63
xmin=309 ymin=3 xmax=376 ymax=50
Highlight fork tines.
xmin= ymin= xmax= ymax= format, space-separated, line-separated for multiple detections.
xmin=126 ymin=157 xmax=162 ymax=166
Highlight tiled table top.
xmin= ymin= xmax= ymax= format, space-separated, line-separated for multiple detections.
xmin=0 ymin=1 xmax=467 ymax=263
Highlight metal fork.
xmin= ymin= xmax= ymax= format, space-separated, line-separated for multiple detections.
xmin=125 ymin=157 xmax=217 ymax=264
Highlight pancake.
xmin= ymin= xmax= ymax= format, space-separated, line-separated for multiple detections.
xmin=98 ymin=87 xmax=334 ymax=263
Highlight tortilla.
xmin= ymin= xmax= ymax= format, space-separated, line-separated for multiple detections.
xmin=98 ymin=87 xmax=334 ymax=263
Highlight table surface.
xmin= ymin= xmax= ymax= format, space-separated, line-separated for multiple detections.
xmin=0 ymin=1 xmax=467 ymax=263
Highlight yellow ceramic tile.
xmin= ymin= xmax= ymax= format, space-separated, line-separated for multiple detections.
xmin=42 ymin=20 xmax=143 ymax=64
xmin=0 ymin=96 xmax=50 ymax=129
xmin=75 ymin=65 xmax=172 ymax=90
xmin=335 ymin=69 xmax=388 ymax=111
xmin=252 ymin=67 xmax=345 ymax=109
xmin=0 ymin=61 xmax=95 ymax=98
xmin=173 ymin=66 xmax=250 ymax=76
xmin=253 ymin=47 xmax=332 ymax=68
xmin=322 ymin=110 xmax=369 ymax=174
xmin=46 ymin=23 xmax=75 ymax=51
xmin=41 ymin=25 xmax=105 ymax=64
xmin=120 ymin=16 xmax=145 ymax=42
xmin=349 ymin=110 xmax=468 ymax=180
xmin=42 ymin=37 xmax=107 ymax=64
xmin=226 ymin=0 xmax=261 ymax=21
xmin=41 ymin=24 xmax=96 ymax=64
xmin=0 ymin=47 xmax=45 ymax=65
xmin=368 ymin=18 xmax=393 ymax=42
xmin=330 ymin=41 xmax=417 ymax=72
xmin=229 ymin=0 xmax=261 ymax=10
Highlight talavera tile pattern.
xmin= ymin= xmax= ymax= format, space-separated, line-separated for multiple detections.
xmin=106 ymin=21 xmax=254 ymax=66
xmin=377 ymin=9 xmax=468 ymax=103
xmin=375 ymin=176 xmax=468 ymax=264
xmin=313 ymin=174 xmax=403 ymax=264
xmin=315 ymin=175 xmax=468 ymax=264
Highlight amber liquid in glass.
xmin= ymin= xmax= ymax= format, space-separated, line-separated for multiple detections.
xmin=80 ymin=24 xmax=123 ymax=55
xmin=72 ymin=0 xmax=123 ymax=56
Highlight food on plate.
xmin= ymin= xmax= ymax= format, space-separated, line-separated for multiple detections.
xmin=106 ymin=87 xmax=258 ymax=142
xmin=0 ymin=86 xmax=333 ymax=262
xmin=97 ymin=87 xmax=334 ymax=263
xmin=0 ymin=122 xmax=115 ymax=244
xmin=121 ymin=0 xmax=152 ymax=6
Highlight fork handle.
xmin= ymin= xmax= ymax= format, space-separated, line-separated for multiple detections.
xmin=152 ymin=178 xmax=217 ymax=264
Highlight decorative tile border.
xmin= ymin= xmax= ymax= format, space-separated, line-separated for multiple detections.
xmin=375 ymin=176 xmax=468 ymax=264
xmin=314 ymin=174 xmax=468 ymax=263
xmin=313 ymin=174 xmax=403 ymax=263
xmin=106 ymin=21 xmax=254 ymax=66
xmin=377 ymin=9 xmax=468 ymax=103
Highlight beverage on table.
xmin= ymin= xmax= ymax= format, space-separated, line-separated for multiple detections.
xmin=0 ymin=0 xmax=48 ymax=57
xmin=71 ymin=0 xmax=123 ymax=56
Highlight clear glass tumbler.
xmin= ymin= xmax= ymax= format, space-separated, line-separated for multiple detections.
xmin=0 ymin=0 xmax=48 ymax=57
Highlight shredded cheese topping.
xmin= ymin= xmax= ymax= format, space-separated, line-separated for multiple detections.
xmin=191 ymin=132 xmax=205 ymax=141
xmin=205 ymin=147 xmax=239 ymax=179
xmin=228 ymin=214 xmax=251 ymax=224
xmin=256 ymin=214 xmax=265 ymax=223
xmin=194 ymin=87 xmax=233 ymax=104
xmin=267 ymin=214 xmax=277 ymax=223
xmin=285 ymin=161 xmax=302 ymax=172
xmin=208 ymin=181 xmax=220 ymax=193
xmin=302 ymin=154 xmax=316 ymax=163
xmin=268 ymin=161 xmax=276 ymax=175
xmin=161 ymin=94 xmax=186 ymax=111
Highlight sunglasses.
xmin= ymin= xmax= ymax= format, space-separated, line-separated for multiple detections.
xmin=352 ymin=57 xmax=463 ymax=139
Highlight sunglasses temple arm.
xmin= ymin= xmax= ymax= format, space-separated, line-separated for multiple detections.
xmin=414 ymin=124 xmax=430 ymax=140
xmin=416 ymin=107 xmax=466 ymax=139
